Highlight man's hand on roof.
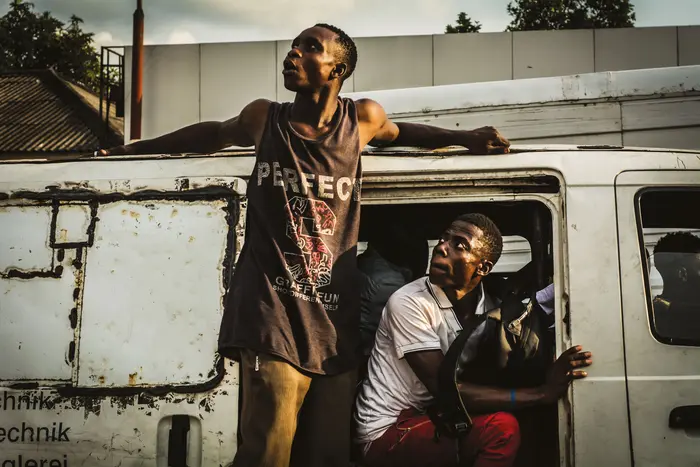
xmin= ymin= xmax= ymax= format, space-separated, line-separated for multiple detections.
xmin=464 ymin=126 xmax=511 ymax=155
xmin=94 ymin=145 xmax=128 ymax=157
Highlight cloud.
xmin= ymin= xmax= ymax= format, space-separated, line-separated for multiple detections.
xmin=167 ymin=29 xmax=197 ymax=44
xmin=93 ymin=31 xmax=122 ymax=48
xmin=2 ymin=0 xmax=697 ymax=50
xmin=13 ymin=0 xmax=463 ymax=44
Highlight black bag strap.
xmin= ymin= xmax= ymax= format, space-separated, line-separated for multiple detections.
xmin=433 ymin=293 xmax=527 ymax=437
xmin=432 ymin=311 xmax=491 ymax=437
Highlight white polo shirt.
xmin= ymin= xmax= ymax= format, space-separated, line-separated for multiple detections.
xmin=353 ymin=277 xmax=499 ymax=446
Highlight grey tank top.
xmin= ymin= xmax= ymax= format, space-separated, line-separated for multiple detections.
xmin=218 ymin=98 xmax=363 ymax=375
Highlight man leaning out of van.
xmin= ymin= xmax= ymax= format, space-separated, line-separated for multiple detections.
xmin=353 ymin=213 xmax=593 ymax=467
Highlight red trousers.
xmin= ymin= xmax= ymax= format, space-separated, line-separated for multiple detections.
xmin=362 ymin=409 xmax=520 ymax=467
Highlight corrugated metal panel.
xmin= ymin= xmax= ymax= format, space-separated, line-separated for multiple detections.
xmin=0 ymin=73 xmax=103 ymax=154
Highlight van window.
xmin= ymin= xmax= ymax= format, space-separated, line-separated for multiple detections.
xmin=638 ymin=189 xmax=700 ymax=345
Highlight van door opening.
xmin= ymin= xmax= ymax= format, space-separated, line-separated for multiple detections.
xmin=355 ymin=197 xmax=562 ymax=467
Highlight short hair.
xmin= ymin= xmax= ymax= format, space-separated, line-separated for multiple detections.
xmin=455 ymin=213 xmax=503 ymax=265
xmin=653 ymin=231 xmax=700 ymax=277
xmin=315 ymin=23 xmax=358 ymax=81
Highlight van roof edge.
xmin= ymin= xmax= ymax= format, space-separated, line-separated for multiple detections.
xmin=1 ymin=144 xmax=699 ymax=164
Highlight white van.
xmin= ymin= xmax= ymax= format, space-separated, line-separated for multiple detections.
xmin=0 ymin=144 xmax=699 ymax=467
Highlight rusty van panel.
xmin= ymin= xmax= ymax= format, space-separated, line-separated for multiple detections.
xmin=0 ymin=206 xmax=77 ymax=382
xmin=78 ymin=199 xmax=229 ymax=388
xmin=0 ymin=176 xmax=246 ymax=466
xmin=0 ymin=376 xmax=239 ymax=466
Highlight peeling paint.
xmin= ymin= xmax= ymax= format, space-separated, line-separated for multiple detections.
xmin=2 ymin=265 xmax=63 ymax=280
xmin=0 ymin=177 xmax=245 ymax=464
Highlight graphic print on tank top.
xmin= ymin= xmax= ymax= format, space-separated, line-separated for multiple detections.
xmin=284 ymin=196 xmax=336 ymax=288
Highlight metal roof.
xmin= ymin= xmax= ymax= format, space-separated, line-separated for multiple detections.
xmin=346 ymin=65 xmax=700 ymax=116
xmin=0 ymin=70 xmax=123 ymax=155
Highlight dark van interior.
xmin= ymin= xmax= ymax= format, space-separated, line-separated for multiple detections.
xmin=355 ymin=199 xmax=559 ymax=467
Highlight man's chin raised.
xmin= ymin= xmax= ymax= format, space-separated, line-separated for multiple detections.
xmin=428 ymin=268 xmax=448 ymax=285
xmin=282 ymin=75 xmax=304 ymax=92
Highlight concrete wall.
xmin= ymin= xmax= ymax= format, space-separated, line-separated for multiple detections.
xmin=123 ymin=26 xmax=700 ymax=141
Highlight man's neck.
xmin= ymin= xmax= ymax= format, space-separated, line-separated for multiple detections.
xmin=290 ymin=87 xmax=340 ymax=129
xmin=444 ymin=283 xmax=481 ymax=322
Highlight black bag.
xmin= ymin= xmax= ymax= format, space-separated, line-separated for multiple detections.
xmin=429 ymin=291 xmax=554 ymax=437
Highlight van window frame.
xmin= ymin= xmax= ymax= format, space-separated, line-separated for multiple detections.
xmin=634 ymin=186 xmax=700 ymax=347
xmin=361 ymin=189 xmax=569 ymax=461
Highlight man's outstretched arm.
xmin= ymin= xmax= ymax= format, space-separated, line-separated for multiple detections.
xmin=356 ymin=98 xmax=510 ymax=155
xmin=97 ymin=99 xmax=271 ymax=156
xmin=405 ymin=345 xmax=592 ymax=414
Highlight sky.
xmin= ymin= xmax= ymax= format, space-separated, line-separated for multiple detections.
xmin=2 ymin=0 xmax=699 ymax=49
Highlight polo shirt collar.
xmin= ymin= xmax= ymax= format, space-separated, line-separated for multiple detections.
xmin=426 ymin=278 xmax=489 ymax=315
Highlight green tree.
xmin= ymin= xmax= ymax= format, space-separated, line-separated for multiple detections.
xmin=445 ymin=12 xmax=482 ymax=33
xmin=506 ymin=0 xmax=635 ymax=31
xmin=0 ymin=0 xmax=102 ymax=91
xmin=585 ymin=0 xmax=636 ymax=28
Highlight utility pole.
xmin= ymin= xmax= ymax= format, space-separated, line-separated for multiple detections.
xmin=130 ymin=0 xmax=144 ymax=140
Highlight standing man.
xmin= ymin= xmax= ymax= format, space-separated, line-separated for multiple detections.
xmin=98 ymin=24 xmax=510 ymax=467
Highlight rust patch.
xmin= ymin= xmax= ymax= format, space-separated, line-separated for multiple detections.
xmin=129 ymin=211 xmax=140 ymax=220
xmin=199 ymin=397 xmax=214 ymax=413
xmin=188 ymin=236 xmax=195 ymax=243
xmin=74 ymin=266 xmax=84 ymax=290
xmin=7 ymin=362 xmax=228 ymax=421
xmin=72 ymin=248 xmax=83 ymax=269
xmin=121 ymin=209 xmax=128 ymax=215
xmin=58 ymin=228 xmax=68 ymax=242
xmin=69 ymin=308 xmax=78 ymax=328
xmin=176 ymin=178 xmax=190 ymax=191
xmin=171 ymin=208 xmax=179 ymax=218
xmin=61 ymin=180 xmax=92 ymax=190
xmin=128 ymin=372 xmax=138 ymax=386
xmin=98 ymin=376 xmax=106 ymax=385
xmin=66 ymin=342 xmax=76 ymax=363
xmin=71 ymin=396 xmax=102 ymax=419
xmin=3 ymin=264 xmax=63 ymax=280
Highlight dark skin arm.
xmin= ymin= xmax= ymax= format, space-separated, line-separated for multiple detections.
xmin=405 ymin=345 xmax=592 ymax=413
xmin=356 ymin=98 xmax=510 ymax=155
xmin=101 ymin=97 xmax=508 ymax=156
xmin=97 ymin=99 xmax=271 ymax=156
